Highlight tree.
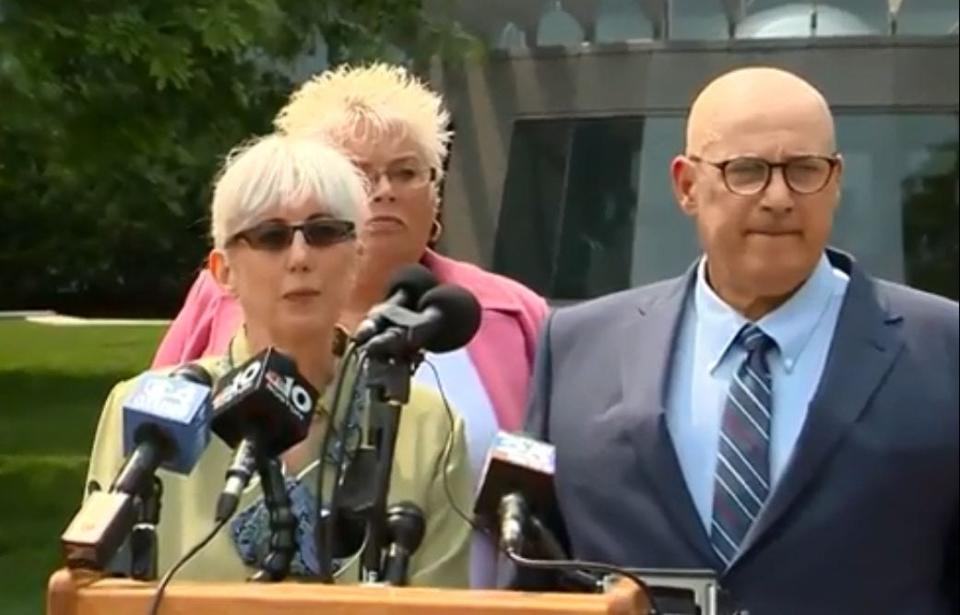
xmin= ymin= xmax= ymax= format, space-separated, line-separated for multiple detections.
xmin=0 ymin=0 xmax=475 ymax=315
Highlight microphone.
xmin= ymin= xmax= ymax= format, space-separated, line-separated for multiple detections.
xmin=61 ymin=364 xmax=213 ymax=570
xmin=353 ymin=264 xmax=438 ymax=345
xmin=364 ymin=284 xmax=482 ymax=358
xmin=382 ymin=502 xmax=426 ymax=587
xmin=476 ymin=440 xmax=704 ymax=613
xmin=115 ymin=364 xmax=214 ymax=488
xmin=473 ymin=431 xmax=558 ymax=555
xmin=210 ymin=348 xmax=318 ymax=522
xmin=475 ymin=432 xmax=613 ymax=593
xmin=498 ymin=492 xmax=530 ymax=554
xmin=411 ymin=284 xmax=482 ymax=352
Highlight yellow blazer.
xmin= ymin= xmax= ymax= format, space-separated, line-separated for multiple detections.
xmin=83 ymin=334 xmax=472 ymax=587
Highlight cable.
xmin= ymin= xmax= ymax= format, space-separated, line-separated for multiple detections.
xmin=421 ymin=358 xmax=662 ymax=614
xmin=325 ymin=349 xmax=369 ymax=578
xmin=421 ymin=360 xmax=486 ymax=533
xmin=314 ymin=342 xmax=361 ymax=581
xmin=329 ymin=351 xmax=368 ymax=501
xmin=145 ymin=518 xmax=227 ymax=615
xmin=504 ymin=549 xmax=660 ymax=615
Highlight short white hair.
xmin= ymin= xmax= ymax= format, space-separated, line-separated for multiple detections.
xmin=210 ymin=134 xmax=368 ymax=248
xmin=274 ymin=63 xmax=452 ymax=178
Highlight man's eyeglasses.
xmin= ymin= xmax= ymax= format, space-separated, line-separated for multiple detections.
xmin=688 ymin=155 xmax=839 ymax=196
xmin=226 ymin=217 xmax=356 ymax=251
xmin=357 ymin=163 xmax=436 ymax=190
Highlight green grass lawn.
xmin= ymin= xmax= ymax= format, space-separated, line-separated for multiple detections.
xmin=0 ymin=320 xmax=164 ymax=615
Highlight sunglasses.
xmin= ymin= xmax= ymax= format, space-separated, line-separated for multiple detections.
xmin=227 ymin=218 xmax=356 ymax=251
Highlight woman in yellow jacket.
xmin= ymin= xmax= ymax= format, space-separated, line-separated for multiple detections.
xmin=83 ymin=133 xmax=473 ymax=587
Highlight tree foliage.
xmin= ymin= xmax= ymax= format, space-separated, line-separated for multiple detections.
xmin=0 ymin=0 xmax=475 ymax=315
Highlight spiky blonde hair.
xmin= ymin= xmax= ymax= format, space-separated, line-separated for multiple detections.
xmin=274 ymin=63 xmax=452 ymax=178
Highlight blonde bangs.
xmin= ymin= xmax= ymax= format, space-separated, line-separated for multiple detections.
xmin=210 ymin=134 xmax=368 ymax=248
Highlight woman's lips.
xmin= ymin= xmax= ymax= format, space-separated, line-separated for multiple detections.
xmin=747 ymin=229 xmax=801 ymax=237
xmin=364 ymin=216 xmax=405 ymax=232
xmin=283 ymin=289 xmax=321 ymax=300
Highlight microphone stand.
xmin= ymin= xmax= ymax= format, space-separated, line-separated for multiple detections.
xmin=358 ymin=332 xmax=417 ymax=583
xmin=250 ymin=455 xmax=296 ymax=582
xmin=129 ymin=477 xmax=162 ymax=581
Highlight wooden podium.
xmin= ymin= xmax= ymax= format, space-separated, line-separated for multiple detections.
xmin=47 ymin=569 xmax=650 ymax=615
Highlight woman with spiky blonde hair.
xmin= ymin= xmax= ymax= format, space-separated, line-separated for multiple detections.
xmin=153 ymin=63 xmax=549 ymax=587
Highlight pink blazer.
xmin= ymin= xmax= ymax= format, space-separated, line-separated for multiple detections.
xmin=152 ymin=251 xmax=548 ymax=431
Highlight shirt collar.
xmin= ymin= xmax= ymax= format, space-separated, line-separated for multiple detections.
xmin=226 ymin=329 xmax=252 ymax=366
xmin=694 ymin=259 xmax=746 ymax=374
xmin=226 ymin=324 xmax=350 ymax=365
xmin=695 ymin=253 xmax=841 ymax=374
xmin=225 ymin=326 xmax=352 ymax=415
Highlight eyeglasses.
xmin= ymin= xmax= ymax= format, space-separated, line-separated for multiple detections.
xmin=357 ymin=162 xmax=436 ymax=191
xmin=689 ymin=155 xmax=839 ymax=196
xmin=226 ymin=217 xmax=356 ymax=251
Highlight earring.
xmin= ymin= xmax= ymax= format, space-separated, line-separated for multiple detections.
xmin=331 ymin=324 xmax=349 ymax=358
xmin=430 ymin=219 xmax=443 ymax=243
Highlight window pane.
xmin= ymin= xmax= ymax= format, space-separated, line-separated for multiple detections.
xmin=493 ymin=119 xmax=574 ymax=295
xmin=896 ymin=0 xmax=960 ymax=36
xmin=736 ymin=0 xmax=814 ymax=38
xmin=536 ymin=0 xmax=586 ymax=46
xmin=833 ymin=114 xmax=959 ymax=298
xmin=815 ymin=1 xmax=889 ymax=36
xmin=631 ymin=117 xmax=699 ymax=287
xmin=668 ymin=0 xmax=729 ymax=41
xmin=734 ymin=1 xmax=887 ymax=38
xmin=494 ymin=118 xmax=644 ymax=299
xmin=552 ymin=119 xmax=643 ymax=298
xmin=595 ymin=0 xmax=655 ymax=43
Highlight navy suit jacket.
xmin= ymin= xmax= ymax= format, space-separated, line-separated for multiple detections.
xmin=524 ymin=250 xmax=959 ymax=614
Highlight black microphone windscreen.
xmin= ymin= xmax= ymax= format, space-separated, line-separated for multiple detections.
xmin=210 ymin=348 xmax=317 ymax=457
xmin=417 ymin=285 xmax=481 ymax=352
xmin=386 ymin=502 xmax=426 ymax=552
xmin=387 ymin=264 xmax=438 ymax=306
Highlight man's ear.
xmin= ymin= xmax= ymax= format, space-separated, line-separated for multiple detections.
xmin=671 ymin=155 xmax=699 ymax=218
xmin=208 ymin=249 xmax=238 ymax=297
xmin=830 ymin=154 xmax=844 ymax=210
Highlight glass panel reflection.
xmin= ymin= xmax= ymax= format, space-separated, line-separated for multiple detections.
xmin=668 ymin=0 xmax=729 ymax=40
xmin=895 ymin=0 xmax=960 ymax=35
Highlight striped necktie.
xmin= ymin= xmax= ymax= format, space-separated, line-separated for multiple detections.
xmin=710 ymin=324 xmax=777 ymax=566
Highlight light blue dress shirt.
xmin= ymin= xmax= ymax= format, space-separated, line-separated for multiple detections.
xmin=666 ymin=253 xmax=850 ymax=532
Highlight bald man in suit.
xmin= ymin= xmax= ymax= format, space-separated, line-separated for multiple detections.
xmin=522 ymin=67 xmax=959 ymax=614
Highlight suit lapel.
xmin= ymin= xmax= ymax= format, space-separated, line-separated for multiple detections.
xmin=736 ymin=256 xmax=904 ymax=562
xmin=617 ymin=267 xmax=722 ymax=566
